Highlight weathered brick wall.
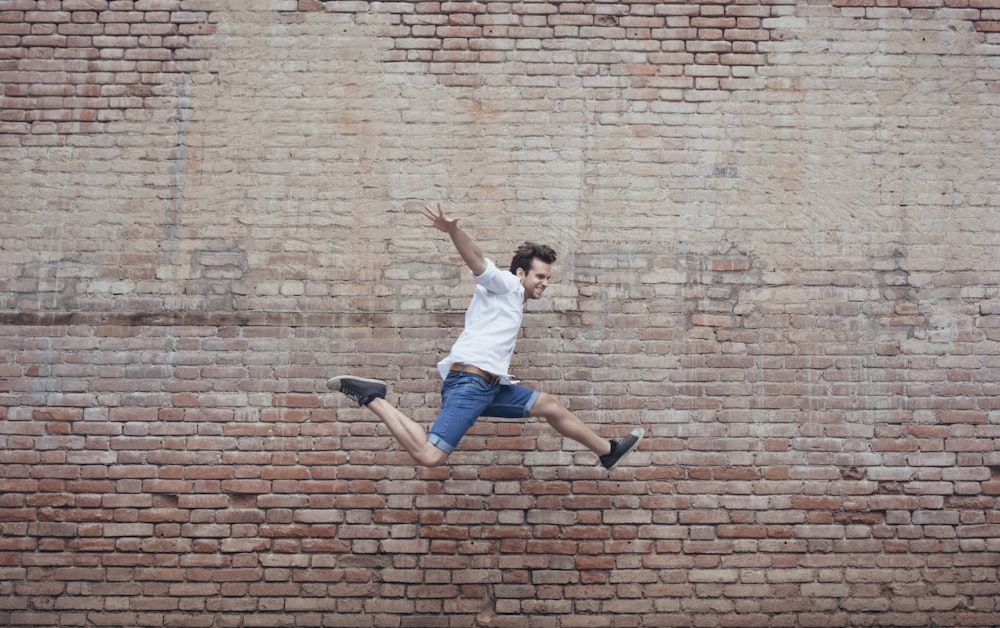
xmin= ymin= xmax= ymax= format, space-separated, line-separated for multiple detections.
xmin=2 ymin=1 xmax=999 ymax=627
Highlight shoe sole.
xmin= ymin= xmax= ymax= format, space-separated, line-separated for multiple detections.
xmin=606 ymin=427 xmax=644 ymax=470
xmin=326 ymin=375 xmax=388 ymax=392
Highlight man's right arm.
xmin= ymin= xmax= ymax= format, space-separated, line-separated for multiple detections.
xmin=421 ymin=203 xmax=488 ymax=276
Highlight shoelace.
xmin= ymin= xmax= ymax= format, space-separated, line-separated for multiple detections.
xmin=340 ymin=387 xmax=363 ymax=404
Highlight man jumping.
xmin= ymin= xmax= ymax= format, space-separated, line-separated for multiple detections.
xmin=328 ymin=203 xmax=643 ymax=469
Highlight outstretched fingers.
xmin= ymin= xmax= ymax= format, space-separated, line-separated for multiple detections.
xmin=420 ymin=202 xmax=459 ymax=233
xmin=420 ymin=202 xmax=441 ymax=223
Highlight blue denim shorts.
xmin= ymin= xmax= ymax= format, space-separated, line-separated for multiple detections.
xmin=428 ymin=371 xmax=541 ymax=454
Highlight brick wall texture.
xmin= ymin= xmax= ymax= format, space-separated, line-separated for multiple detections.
xmin=2 ymin=0 xmax=999 ymax=627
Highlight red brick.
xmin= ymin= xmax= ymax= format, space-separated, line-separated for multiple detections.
xmin=272 ymin=393 xmax=321 ymax=408
xmin=717 ymin=525 xmax=767 ymax=538
xmin=938 ymin=410 xmax=987 ymax=424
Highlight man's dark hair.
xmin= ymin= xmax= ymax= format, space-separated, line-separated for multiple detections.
xmin=509 ymin=242 xmax=557 ymax=275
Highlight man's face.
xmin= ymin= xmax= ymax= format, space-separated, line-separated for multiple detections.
xmin=517 ymin=258 xmax=552 ymax=301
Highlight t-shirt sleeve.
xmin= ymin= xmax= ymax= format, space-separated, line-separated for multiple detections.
xmin=473 ymin=259 xmax=521 ymax=295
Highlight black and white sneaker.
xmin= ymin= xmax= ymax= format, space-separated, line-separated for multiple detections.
xmin=599 ymin=428 xmax=644 ymax=470
xmin=327 ymin=376 xmax=387 ymax=407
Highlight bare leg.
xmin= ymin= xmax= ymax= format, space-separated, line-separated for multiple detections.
xmin=530 ymin=393 xmax=612 ymax=456
xmin=366 ymin=398 xmax=449 ymax=467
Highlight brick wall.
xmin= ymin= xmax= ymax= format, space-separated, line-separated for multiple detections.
xmin=2 ymin=1 xmax=999 ymax=627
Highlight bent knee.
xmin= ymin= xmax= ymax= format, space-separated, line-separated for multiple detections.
xmin=414 ymin=446 xmax=449 ymax=468
xmin=531 ymin=392 xmax=564 ymax=418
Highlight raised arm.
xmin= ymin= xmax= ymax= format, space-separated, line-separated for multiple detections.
xmin=420 ymin=203 xmax=488 ymax=276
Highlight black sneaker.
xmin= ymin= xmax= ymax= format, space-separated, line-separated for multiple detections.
xmin=599 ymin=428 xmax=644 ymax=470
xmin=327 ymin=376 xmax=387 ymax=407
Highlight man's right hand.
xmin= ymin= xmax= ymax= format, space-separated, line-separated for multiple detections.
xmin=419 ymin=202 xmax=487 ymax=276
xmin=421 ymin=202 xmax=459 ymax=234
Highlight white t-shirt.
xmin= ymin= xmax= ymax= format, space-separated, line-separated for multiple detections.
xmin=436 ymin=259 xmax=524 ymax=384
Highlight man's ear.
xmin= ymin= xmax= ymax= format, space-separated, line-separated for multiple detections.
xmin=515 ymin=267 xmax=525 ymax=278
